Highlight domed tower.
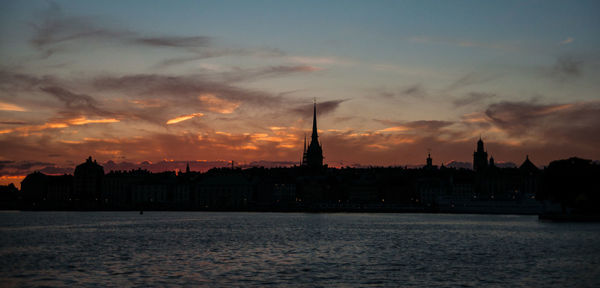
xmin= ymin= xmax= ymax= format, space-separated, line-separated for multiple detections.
xmin=473 ymin=138 xmax=488 ymax=172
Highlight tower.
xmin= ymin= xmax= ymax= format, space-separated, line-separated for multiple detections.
xmin=303 ymin=100 xmax=323 ymax=169
xmin=426 ymin=152 xmax=433 ymax=168
xmin=473 ymin=137 xmax=488 ymax=172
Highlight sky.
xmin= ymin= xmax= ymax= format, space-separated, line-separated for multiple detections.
xmin=1 ymin=0 xmax=599 ymax=186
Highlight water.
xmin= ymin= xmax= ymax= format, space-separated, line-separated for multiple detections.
xmin=1 ymin=212 xmax=599 ymax=287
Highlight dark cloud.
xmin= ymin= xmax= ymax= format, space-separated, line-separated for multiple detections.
xmin=39 ymin=85 xmax=121 ymax=120
xmin=0 ymin=70 xmax=57 ymax=92
xmin=453 ymin=92 xmax=496 ymax=107
xmin=546 ymin=55 xmax=583 ymax=81
xmin=10 ymin=161 xmax=54 ymax=170
xmin=31 ymin=2 xmax=200 ymax=51
xmin=134 ymin=36 xmax=212 ymax=48
xmin=332 ymin=116 xmax=356 ymax=123
xmin=41 ymin=86 xmax=98 ymax=110
xmin=154 ymin=47 xmax=285 ymax=68
xmin=289 ymin=100 xmax=347 ymax=118
xmin=30 ymin=2 xmax=284 ymax=67
xmin=0 ymin=161 xmax=15 ymax=169
xmin=373 ymin=119 xmax=400 ymax=126
xmin=378 ymin=91 xmax=395 ymax=98
xmin=220 ymin=65 xmax=320 ymax=82
xmin=485 ymin=101 xmax=558 ymax=134
xmin=30 ymin=1 xmax=131 ymax=57
xmin=401 ymin=84 xmax=426 ymax=97
xmin=0 ymin=160 xmax=59 ymax=176
xmin=485 ymin=100 xmax=600 ymax=149
xmin=445 ymin=73 xmax=498 ymax=92
xmin=92 ymin=73 xmax=283 ymax=108
xmin=374 ymin=119 xmax=453 ymax=131
xmin=39 ymin=166 xmax=73 ymax=175
xmin=404 ymin=120 xmax=454 ymax=130
xmin=377 ymin=84 xmax=426 ymax=99
xmin=0 ymin=121 xmax=28 ymax=125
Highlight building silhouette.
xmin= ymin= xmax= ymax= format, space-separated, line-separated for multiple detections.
xmin=73 ymin=156 xmax=104 ymax=205
xmin=301 ymin=101 xmax=324 ymax=169
xmin=11 ymin=136 xmax=599 ymax=215
xmin=473 ymin=138 xmax=488 ymax=172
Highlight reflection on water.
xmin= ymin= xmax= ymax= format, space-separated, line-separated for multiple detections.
xmin=1 ymin=212 xmax=599 ymax=287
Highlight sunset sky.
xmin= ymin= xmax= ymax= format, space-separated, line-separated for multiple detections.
xmin=1 ymin=0 xmax=599 ymax=186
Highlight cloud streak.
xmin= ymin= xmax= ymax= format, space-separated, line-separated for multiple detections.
xmin=445 ymin=73 xmax=499 ymax=92
xmin=0 ymin=101 xmax=27 ymax=111
xmin=453 ymin=92 xmax=496 ymax=107
xmin=29 ymin=2 xmax=285 ymax=66
xmin=289 ymin=100 xmax=347 ymax=118
xmin=166 ymin=113 xmax=204 ymax=125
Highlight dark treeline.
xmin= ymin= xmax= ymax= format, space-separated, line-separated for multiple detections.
xmin=1 ymin=155 xmax=598 ymax=215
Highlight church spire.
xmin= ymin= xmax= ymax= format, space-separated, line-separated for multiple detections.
xmin=311 ymin=99 xmax=318 ymax=142
xmin=303 ymin=99 xmax=324 ymax=169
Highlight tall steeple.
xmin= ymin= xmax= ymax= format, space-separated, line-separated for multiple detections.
xmin=303 ymin=99 xmax=323 ymax=169
xmin=311 ymin=99 xmax=318 ymax=142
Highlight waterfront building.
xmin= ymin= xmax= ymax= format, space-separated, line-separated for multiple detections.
xmin=73 ymin=156 xmax=104 ymax=203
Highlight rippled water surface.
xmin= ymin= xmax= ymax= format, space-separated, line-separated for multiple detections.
xmin=1 ymin=212 xmax=599 ymax=287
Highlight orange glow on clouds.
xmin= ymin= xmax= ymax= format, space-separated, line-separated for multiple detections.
xmin=166 ymin=113 xmax=204 ymax=124
xmin=0 ymin=101 xmax=27 ymax=111
xmin=198 ymin=93 xmax=240 ymax=114
xmin=379 ymin=126 xmax=410 ymax=132
xmin=0 ymin=117 xmax=119 ymax=135
xmin=68 ymin=117 xmax=119 ymax=125
xmin=533 ymin=104 xmax=573 ymax=115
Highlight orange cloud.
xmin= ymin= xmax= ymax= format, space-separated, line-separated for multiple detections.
xmin=0 ymin=117 xmax=119 ymax=135
xmin=198 ymin=93 xmax=240 ymax=114
xmin=0 ymin=101 xmax=27 ymax=112
xmin=68 ymin=117 xmax=119 ymax=125
xmin=378 ymin=126 xmax=410 ymax=132
xmin=166 ymin=113 xmax=204 ymax=124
